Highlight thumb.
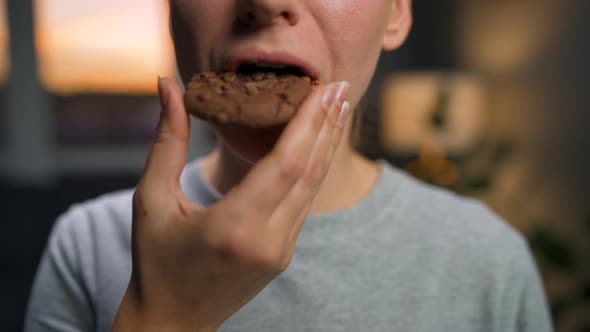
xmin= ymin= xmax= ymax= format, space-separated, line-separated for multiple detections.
xmin=141 ymin=77 xmax=191 ymax=191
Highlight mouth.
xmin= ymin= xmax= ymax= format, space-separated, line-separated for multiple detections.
xmin=223 ymin=51 xmax=319 ymax=81
xmin=234 ymin=63 xmax=306 ymax=78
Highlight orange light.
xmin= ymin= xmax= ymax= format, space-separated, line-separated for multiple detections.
xmin=0 ymin=0 xmax=8 ymax=84
xmin=380 ymin=72 xmax=487 ymax=156
xmin=457 ymin=1 xmax=562 ymax=75
xmin=35 ymin=0 xmax=175 ymax=95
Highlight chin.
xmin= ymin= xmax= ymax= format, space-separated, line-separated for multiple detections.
xmin=210 ymin=122 xmax=288 ymax=164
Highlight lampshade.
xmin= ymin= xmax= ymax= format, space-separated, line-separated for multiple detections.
xmin=380 ymin=72 xmax=487 ymax=156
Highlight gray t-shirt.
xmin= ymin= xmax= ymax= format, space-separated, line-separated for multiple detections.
xmin=25 ymin=159 xmax=553 ymax=332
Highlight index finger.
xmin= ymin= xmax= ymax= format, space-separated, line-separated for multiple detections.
xmin=140 ymin=77 xmax=191 ymax=194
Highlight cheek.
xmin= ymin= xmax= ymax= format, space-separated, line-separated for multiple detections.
xmin=170 ymin=1 xmax=234 ymax=82
xmin=320 ymin=0 xmax=388 ymax=68
xmin=317 ymin=1 xmax=388 ymax=98
xmin=169 ymin=5 xmax=196 ymax=81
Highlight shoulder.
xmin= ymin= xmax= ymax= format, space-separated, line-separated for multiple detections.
xmin=49 ymin=189 xmax=134 ymax=258
xmin=52 ymin=158 xmax=205 ymax=243
xmin=26 ymin=189 xmax=135 ymax=331
xmin=46 ymin=188 xmax=135 ymax=296
xmin=377 ymin=163 xmax=552 ymax=330
xmin=48 ymin=158 xmax=204 ymax=256
xmin=385 ymin=166 xmax=546 ymax=313
xmin=54 ymin=188 xmax=134 ymax=233
xmin=385 ymin=164 xmax=531 ymax=270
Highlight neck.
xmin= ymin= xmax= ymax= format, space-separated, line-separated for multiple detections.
xmin=200 ymin=139 xmax=382 ymax=215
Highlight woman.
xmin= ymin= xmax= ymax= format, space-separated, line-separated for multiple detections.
xmin=25 ymin=0 xmax=553 ymax=331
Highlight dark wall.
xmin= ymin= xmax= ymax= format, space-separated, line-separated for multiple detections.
xmin=2 ymin=176 xmax=140 ymax=330
xmin=358 ymin=0 xmax=459 ymax=159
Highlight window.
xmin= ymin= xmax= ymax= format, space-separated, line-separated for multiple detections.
xmin=0 ymin=0 xmax=8 ymax=85
xmin=0 ymin=0 xmax=8 ymax=147
xmin=35 ymin=0 xmax=174 ymax=95
xmin=35 ymin=0 xmax=176 ymax=144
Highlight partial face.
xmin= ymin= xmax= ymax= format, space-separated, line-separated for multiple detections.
xmin=169 ymin=0 xmax=410 ymax=163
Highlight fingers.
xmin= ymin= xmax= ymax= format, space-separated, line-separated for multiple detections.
xmin=229 ymin=82 xmax=348 ymax=221
xmin=272 ymin=96 xmax=352 ymax=241
xmin=140 ymin=77 xmax=192 ymax=193
xmin=285 ymin=199 xmax=313 ymax=253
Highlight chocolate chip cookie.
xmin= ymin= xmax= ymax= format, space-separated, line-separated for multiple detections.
xmin=184 ymin=71 xmax=315 ymax=128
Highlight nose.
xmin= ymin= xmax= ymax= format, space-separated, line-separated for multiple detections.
xmin=237 ymin=0 xmax=300 ymax=28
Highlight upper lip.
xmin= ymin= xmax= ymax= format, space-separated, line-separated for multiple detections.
xmin=223 ymin=48 xmax=319 ymax=81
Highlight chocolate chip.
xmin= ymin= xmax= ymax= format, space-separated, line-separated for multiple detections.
xmin=253 ymin=72 xmax=265 ymax=81
xmin=212 ymin=86 xmax=224 ymax=94
xmin=198 ymin=91 xmax=214 ymax=101
xmin=215 ymin=112 xmax=229 ymax=124
xmin=223 ymin=72 xmax=237 ymax=82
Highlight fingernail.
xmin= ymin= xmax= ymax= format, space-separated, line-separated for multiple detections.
xmin=158 ymin=76 xmax=167 ymax=109
xmin=337 ymin=101 xmax=351 ymax=128
xmin=321 ymin=83 xmax=338 ymax=111
xmin=321 ymin=81 xmax=350 ymax=111
xmin=334 ymin=81 xmax=350 ymax=106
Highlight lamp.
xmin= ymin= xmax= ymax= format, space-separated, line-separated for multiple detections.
xmin=380 ymin=72 xmax=487 ymax=157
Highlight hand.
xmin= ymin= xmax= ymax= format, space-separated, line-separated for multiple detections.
xmin=111 ymin=77 xmax=351 ymax=332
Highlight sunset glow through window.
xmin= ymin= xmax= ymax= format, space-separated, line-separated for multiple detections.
xmin=0 ymin=0 xmax=8 ymax=84
xmin=35 ymin=0 xmax=175 ymax=95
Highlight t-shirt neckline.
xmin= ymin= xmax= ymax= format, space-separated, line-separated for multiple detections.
xmin=180 ymin=158 xmax=403 ymax=245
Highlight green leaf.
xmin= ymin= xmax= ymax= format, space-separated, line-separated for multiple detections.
xmin=491 ymin=140 xmax=514 ymax=164
xmin=463 ymin=176 xmax=491 ymax=193
xmin=429 ymin=86 xmax=450 ymax=129
xmin=430 ymin=106 xmax=446 ymax=128
xmin=528 ymin=228 xmax=577 ymax=271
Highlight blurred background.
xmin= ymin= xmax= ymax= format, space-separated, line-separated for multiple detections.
xmin=1 ymin=0 xmax=589 ymax=331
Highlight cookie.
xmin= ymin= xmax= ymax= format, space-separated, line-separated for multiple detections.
xmin=184 ymin=71 xmax=315 ymax=128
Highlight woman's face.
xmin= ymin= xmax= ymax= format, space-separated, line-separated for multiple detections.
xmin=169 ymin=0 xmax=411 ymax=163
